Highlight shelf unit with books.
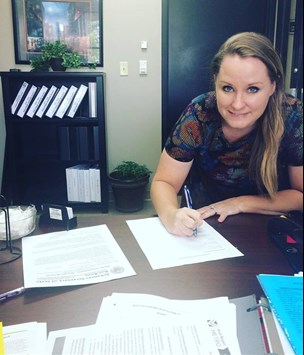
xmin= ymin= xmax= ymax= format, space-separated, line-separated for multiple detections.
xmin=0 ymin=71 xmax=108 ymax=213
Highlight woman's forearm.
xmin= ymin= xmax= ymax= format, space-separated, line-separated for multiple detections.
xmin=150 ymin=180 xmax=180 ymax=222
xmin=238 ymin=189 xmax=303 ymax=215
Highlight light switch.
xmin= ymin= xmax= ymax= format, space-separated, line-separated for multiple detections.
xmin=120 ymin=61 xmax=128 ymax=76
xmin=141 ymin=41 xmax=148 ymax=49
xmin=139 ymin=60 xmax=147 ymax=75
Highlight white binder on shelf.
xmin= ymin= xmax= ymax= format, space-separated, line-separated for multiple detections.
xmin=88 ymin=82 xmax=97 ymax=117
xmin=45 ymin=85 xmax=68 ymax=118
xmin=26 ymin=85 xmax=48 ymax=118
xmin=11 ymin=81 xmax=29 ymax=114
xmin=36 ymin=85 xmax=58 ymax=118
xmin=55 ymin=85 xmax=78 ymax=118
xmin=67 ymin=84 xmax=88 ymax=118
xmin=16 ymin=85 xmax=38 ymax=118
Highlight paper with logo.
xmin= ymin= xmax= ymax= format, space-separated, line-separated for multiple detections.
xmin=22 ymin=225 xmax=136 ymax=287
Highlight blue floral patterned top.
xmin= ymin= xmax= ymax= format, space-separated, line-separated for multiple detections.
xmin=165 ymin=92 xmax=303 ymax=208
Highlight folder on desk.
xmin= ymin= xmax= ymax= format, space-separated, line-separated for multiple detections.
xmin=258 ymin=296 xmax=287 ymax=355
xmin=230 ymin=293 xmax=297 ymax=355
xmin=257 ymin=274 xmax=303 ymax=355
xmin=230 ymin=294 xmax=267 ymax=354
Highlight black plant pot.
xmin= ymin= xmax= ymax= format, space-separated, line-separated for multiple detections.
xmin=49 ymin=58 xmax=66 ymax=72
xmin=109 ymin=173 xmax=150 ymax=212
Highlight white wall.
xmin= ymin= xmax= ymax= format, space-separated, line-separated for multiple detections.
xmin=0 ymin=0 xmax=162 ymax=195
xmin=0 ymin=0 xmax=15 ymax=192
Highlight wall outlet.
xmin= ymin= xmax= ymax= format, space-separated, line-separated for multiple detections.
xmin=120 ymin=62 xmax=128 ymax=76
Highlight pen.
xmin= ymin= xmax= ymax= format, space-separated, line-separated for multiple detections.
xmin=183 ymin=185 xmax=197 ymax=237
xmin=0 ymin=286 xmax=25 ymax=302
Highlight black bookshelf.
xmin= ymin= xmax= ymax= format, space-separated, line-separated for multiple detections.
xmin=0 ymin=72 xmax=108 ymax=213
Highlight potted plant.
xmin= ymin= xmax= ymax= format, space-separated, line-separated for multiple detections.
xmin=30 ymin=40 xmax=96 ymax=72
xmin=30 ymin=57 xmax=51 ymax=72
xmin=108 ymin=161 xmax=152 ymax=212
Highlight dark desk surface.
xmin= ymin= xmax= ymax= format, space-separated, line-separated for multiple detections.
xmin=0 ymin=213 xmax=293 ymax=333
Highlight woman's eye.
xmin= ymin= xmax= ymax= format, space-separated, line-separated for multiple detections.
xmin=248 ymin=86 xmax=259 ymax=93
xmin=223 ymin=85 xmax=233 ymax=92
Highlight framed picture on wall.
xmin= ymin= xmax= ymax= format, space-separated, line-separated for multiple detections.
xmin=12 ymin=0 xmax=103 ymax=66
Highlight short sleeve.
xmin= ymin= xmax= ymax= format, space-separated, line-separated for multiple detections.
xmin=165 ymin=105 xmax=201 ymax=162
xmin=164 ymin=93 xmax=218 ymax=162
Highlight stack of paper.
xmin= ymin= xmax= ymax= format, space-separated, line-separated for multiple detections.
xmin=46 ymin=293 xmax=242 ymax=355
xmin=2 ymin=322 xmax=47 ymax=355
xmin=2 ymin=294 xmax=268 ymax=355
xmin=0 ymin=323 xmax=4 ymax=355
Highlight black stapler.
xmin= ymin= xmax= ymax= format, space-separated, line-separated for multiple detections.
xmin=268 ymin=212 xmax=303 ymax=272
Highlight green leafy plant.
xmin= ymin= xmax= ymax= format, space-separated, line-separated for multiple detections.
xmin=41 ymin=40 xmax=70 ymax=60
xmin=30 ymin=40 xmax=96 ymax=72
xmin=111 ymin=161 xmax=152 ymax=180
xmin=30 ymin=57 xmax=51 ymax=72
xmin=62 ymin=52 xmax=83 ymax=69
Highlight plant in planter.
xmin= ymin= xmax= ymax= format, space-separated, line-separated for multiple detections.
xmin=30 ymin=57 xmax=51 ymax=72
xmin=108 ymin=161 xmax=152 ymax=212
xmin=30 ymin=40 xmax=96 ymax=72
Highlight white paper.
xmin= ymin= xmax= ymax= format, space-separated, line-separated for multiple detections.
xmin=47 ymin=293 xmax=241 ymax=355
xmin=47 ymin=323 xmax=219 ymax=355
xmin=272 ymin=312 xmax=296 ymax=355
xmin=97 ymin=293 xmax=239 ymax=348
xmin=127 ymin=217 xmax=243 ymax=269
xmin=22 ymin=225 xmax=136 ymax=288
xmin=3 ymin=322 xmax=47 ymax=355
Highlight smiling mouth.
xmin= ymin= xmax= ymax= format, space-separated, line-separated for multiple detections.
xmin=229 ymin=111 xmax=249 ymax=117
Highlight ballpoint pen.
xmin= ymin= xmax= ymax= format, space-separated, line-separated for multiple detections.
xmin=183 ymin=185 xmax=198 ymax=237
xmin=0 ymin=286 xmax=25 ymax=302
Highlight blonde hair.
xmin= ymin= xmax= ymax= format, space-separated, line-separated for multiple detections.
xmin=211 ymin=32 xmax=285 ymax=196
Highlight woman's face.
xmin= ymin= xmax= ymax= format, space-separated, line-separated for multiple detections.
xmin=215 ymin=54 xmax=276 ymax=138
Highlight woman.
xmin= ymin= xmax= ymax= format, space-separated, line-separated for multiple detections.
xmin=151 ymin=32 xmax=303 ymax=236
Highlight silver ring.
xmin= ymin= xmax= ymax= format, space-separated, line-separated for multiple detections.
xmin=210 ymin=205 xmax=215 ymax=210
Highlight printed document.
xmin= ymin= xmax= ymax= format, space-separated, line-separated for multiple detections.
xmin=0 ymin=322 xmax=4 ymax=355
xmin=3 ymin=322 xmax=47 ymax=355
xmin=46 ymin=293 xmax=242 ymax=355
xmin=127 ymin=217 xmax=243 ymax=269
xmin=22 ymin=225 xmax=136 ymax=288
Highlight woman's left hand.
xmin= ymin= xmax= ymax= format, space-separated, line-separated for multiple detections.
xmin=198 ymin=197 xmax=242 ymax=222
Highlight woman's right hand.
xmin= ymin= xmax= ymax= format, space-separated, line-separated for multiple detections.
xmin=165 ymin=207 xmax=203 ymax=237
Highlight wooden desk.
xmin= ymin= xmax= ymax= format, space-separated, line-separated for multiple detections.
xmin=0 ymin=213 xmax=293 ymax=333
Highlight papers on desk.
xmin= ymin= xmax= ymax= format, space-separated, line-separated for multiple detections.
xmin=21 ymin=217 xmax=242 ymax=288
xmin=22 ymin=225 xmax=136 ymax=288
xmin=0 ymin=323 xmax=4 ymax=355
xmin=46 ymin=293 xmax=242 ymax=355
xmin=127 ymin=217 xmax=243 ymax=269
xmin=2 ymin=322 xmax=47 ymax=355
xmin=1 ymin=294 xmax=273 ymax=355
xmin=259 ymin=297 xmax=296 ymax=355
